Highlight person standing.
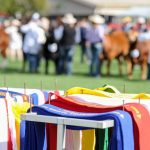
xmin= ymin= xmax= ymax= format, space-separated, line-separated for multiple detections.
xmin=121 ymin=16 xmax=133 ymax=32
xmin=53 ymin=16 xmax=64 ymax=74
xmin=42 ymin=17 xmax=60 ymax=75
xmin=59 ymin=13 xmax=76 ymax=75
xmin=86 ymin=14 xmax=105 ymax=77
xmin=79 ymin=18 xmax=90 ymax=63
xmin=21 ymin=13 xmax=46 ymax=73
xmin=5 ymin=19 xmax=23 ymax=62
xmin=147 ymin=51 xmax=150 ymax=80
xmin=136 ymin=17 xmax=147 ymax=33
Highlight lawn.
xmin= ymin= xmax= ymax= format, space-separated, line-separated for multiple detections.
xmin=0 ymin=46 xmax=150 ymax=93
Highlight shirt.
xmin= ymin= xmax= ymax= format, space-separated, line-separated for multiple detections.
xmin=5 ymin=26 xmax=22 ymax=49
xmin=86 ymin=25 xmax=105 ymax=43
xmin=21 ymin=21 xmax=46 ymax=54
xmin=60 ymin=25 xmax=76 ymax=46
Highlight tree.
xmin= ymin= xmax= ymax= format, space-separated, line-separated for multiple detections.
xmin=0 ymin=0 xmax=47 ymax=15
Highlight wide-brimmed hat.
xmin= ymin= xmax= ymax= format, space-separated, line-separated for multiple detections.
xmin=122 ymin=16 xmax=132 ymax=23
xmin=62 ymin=13 xmax=77 ymax=24
xmin=32 ymin=12 xmax=40 ymax=21
xmin=89 ymin=14 xmax=105 ymax=24
xmin=137 ymin=17 xmax=146 ymax=24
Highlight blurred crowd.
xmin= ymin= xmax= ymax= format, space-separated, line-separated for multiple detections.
xmin=1 ymin=12 xmax=150 ymax=78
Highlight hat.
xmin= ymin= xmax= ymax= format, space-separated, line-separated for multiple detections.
xmin=89 ymin=14 xmax=105 ymax=24
xmin=62 ymin=13 xmax=77 ymax=24
xmin=32 ymin=12 xmax=40 ymax=20
xmin=137 ymin=17 xmax=146 ymax=24
xmin=122 ymin=16 xmax=132 ymax=23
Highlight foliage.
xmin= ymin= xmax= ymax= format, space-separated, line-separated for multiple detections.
xmin=0 ymin=0 xmax=47 ymax=15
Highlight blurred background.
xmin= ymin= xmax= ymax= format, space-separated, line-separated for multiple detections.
xmin=0 ymin=0 xmax=150 ymax=92
xmin=1 ymin=0 xmax=150 ymax=19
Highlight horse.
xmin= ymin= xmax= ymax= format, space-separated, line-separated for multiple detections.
xmin=0 ymin=28 xmax=9 ymax=57
xmin=100 ymin=30 xmax=137 ymax=76
xmin=0 ymin=28 xmax=9 ymax=68
xmin=104 ymin=28 xmax=150 ymax=80
xmin=127 ymin=38 xmax=150 ymax=80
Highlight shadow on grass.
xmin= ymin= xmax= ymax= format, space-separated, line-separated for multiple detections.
xmin=73 ymin=72 xmax=129 ymax=79
xmin=1 ymin=67 xmax=147 ymax=83
xmin=0 ymin=67 xmax=43 ymax=75
xmin=125 ymin=78 xmax=149 ymax=82
xmin=73 ymin=72 xmax=90 ymax=77
xmin=101 ymin=73 xmax=127 ymax=79
xmin=0 ymin=67 xmax=21 ymax=74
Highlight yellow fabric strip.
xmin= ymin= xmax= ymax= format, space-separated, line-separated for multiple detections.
xmin=82 ymin=130 xmax=95 ymax=150
xmin=65 ymin=87 xmax=150 ymax=100
xmin=12 ymin=102 xmax=30 ymax=150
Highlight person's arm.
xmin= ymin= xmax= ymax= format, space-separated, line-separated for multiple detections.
xmin=20 ymin=23 xmax=31 ymax=33
xmin=85 ymin=27 xmax=91 ymax=48
xmin=54 ymin=26 xmax=64 ymax=42
xmin=38 ymin=28 xmax=46 ymax=44
xmin=98 ymin=26 xmax=105 ymax=42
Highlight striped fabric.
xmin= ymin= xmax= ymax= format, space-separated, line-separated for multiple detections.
xmin=0 ymin=99 xmax=9 ymax=150
xmin=50 ymin=93 xmax=150 ymax=150
xmin=23 ymin=104 xmax=134 ymax=150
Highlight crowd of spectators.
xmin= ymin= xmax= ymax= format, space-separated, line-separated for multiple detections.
xmin=1 ymin=13 xmax=150 ymax=79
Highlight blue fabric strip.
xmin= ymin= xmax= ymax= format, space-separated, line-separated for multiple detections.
xmin=30 ymin=93 xmax=39 ymax=105
xmin=23 ymin=104 xmax=134 ymax=150
xmin=0 ymin=89 xmax=23 ymax=98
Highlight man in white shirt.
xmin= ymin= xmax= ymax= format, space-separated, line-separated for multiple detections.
xmin=21 ymin=13 xmax=46 ymax=73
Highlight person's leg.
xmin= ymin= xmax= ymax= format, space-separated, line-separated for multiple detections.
xmin=80 ymin=42 xmax=85 ymax=63
xmin=89 ymin=44 xmax=95 ymax=76
xmin=90 ymin=43 xmax=102 ymax=77
xmin=91 ymin=48 xmax=99 ymax=76
xmin=27 ymin=54 xmax=32 ymax=73
xmin=36 ymin=54 xmax=41 ymax=73
xmin=27 ymin=54 xmax=37 ymax=73
xmin=147 ymin=64 xmax=150 ymax=80
xmin=58 ymin=47 xmax=65 ymax=74
xmin=16 ymin=49 xmax=23 ymax=61
xmin=10 ymin=49 xmax=16 ymax=61
xmin=45 ymin=58 xmax=49 ymax=75
xmin=54 ymin=58 xmax=59 ymax=75
xmin=95 ymin=46 xmax=102 ymax=77
xmin=86 ymin=46 xmax=92 ymax=65
xmin=33 ymin=55 xmax=39 ymax=73
xmin=22 ymin=52 xmax=27 ymax=72
xmin=66 ymin=46 xmax=74 ymax=75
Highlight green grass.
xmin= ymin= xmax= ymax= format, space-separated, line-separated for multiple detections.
xmin=0 ymin=46 xmax=150 ymax=93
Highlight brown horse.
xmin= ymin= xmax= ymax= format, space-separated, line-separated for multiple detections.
xmin=100 ymin=30 xmax=137 ymax=76
xmin=100 ymin=29 xmax=138 ymax=77
xmin=102 ymin=29 xmax=150 ymax=80
xmin=127 ymin=38 xmax=150 ymax=80
xmin=0 ymin=28 xmax=9 ymax=57
xmin=0 ymin=28 xmax=9 ymax=68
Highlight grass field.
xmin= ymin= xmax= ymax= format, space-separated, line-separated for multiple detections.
xmin=0 ymin=47 xmax=150 ymax=93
